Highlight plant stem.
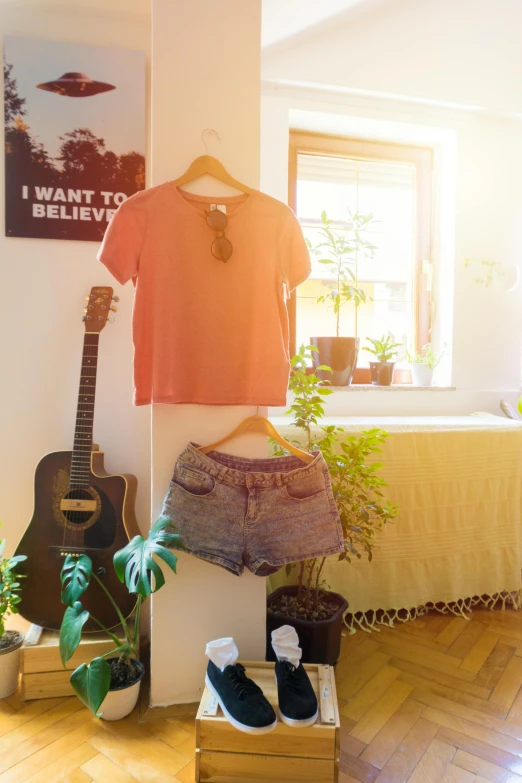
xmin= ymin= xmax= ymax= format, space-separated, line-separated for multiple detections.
xmin=336 ymin=260 xmax=341 ymax=338
xmin=91 ymin=572 xmax=133 ymax=649
xmin=296 ymin=561 xmax=305 ymax=602
xmin=88 ymin=615 xmax=125 ymax=647
xmin=133 ymin=596 xmax=142 ymax=649
xmin=314 ymin=557 xmax=326 ymax=607
xmin=304 ymin=559 xmax=316 ymax=613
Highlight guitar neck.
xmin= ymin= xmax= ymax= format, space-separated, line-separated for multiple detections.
xmin=70 ymin=332 xmax=100 ymax=488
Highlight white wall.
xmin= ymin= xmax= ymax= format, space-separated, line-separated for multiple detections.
xmin=0 ymin=1 xmax=152 ymax=555
xmin=262 ymin=0 xmax=522 ymax=416
xmin=149 ymin=0 xmax=266 ymax=707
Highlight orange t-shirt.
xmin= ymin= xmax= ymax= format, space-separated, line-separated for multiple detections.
xmin=97 ymin=183 xmax=311 ymax=406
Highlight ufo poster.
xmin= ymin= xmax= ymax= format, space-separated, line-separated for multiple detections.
xmin=3 ymin=36 xmax=146 ymax=241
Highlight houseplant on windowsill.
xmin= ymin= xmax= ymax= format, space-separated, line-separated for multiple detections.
xmin=59 ymin=517 xmax=182 ymax=720
xmin=364 ymin=335 xmax=402 ymax=386
xmin=307 ymin=210 xmax=376 ymax=386
xmin=406 ymin=342 xmax=442 ymax=387
xmin=0 ymin=529 xmax=26 ymax=698
xmin=267 ymin=346 xmax=397 ymax=665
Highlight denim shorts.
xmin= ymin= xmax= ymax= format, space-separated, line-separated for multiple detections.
xmin=160 ymin=443 xmax=344 ymax=576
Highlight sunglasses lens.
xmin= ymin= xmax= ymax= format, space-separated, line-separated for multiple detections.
xmin=206 ymin=209 xmax=228 ymax=231
xmin=212 ymin=236 xmax=233 ymax=263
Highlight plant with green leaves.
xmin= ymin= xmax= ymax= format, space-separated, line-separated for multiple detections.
xmin=270 ymin=345 xmax=397 ymax=619
xmin=307 ymin=210 xmax=376 ymax=337
xmin=0 ymin=531 xmax=26 ymax=641
xmin=364 ymin=335 xmax=402 ymax=363
xmin=405 ymin=342 xmax=442 ymax=370
xmin=59 ymin=517 xmax=182 ymax=717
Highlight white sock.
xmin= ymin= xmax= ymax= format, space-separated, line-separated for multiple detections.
xmin=271 ymin=625 xmax=302 ymax=667
xmin=205 ymin=637 xmax=239 ymax=672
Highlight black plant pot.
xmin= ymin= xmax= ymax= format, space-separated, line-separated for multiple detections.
xmin=369 ymin=361 xmax=395 ymax=386
xmin=266 ymin=585 xmax=349 ymax=666
xmin=377 ymin=361 xmax=395 ymax=386
xmin=310 ymin=336 xmax=360 ymax=386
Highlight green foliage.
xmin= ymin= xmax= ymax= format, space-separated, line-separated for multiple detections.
xmin=464 ymin=257 xmax=504 ymax=287
xmin=0 ymin=529 xmax=26 ymax=639
xmin=59 ymin=518 xmax=182 ymax=716
xmin=70 ymin=657 xmax=111 ymax=718
xmin=364 ymin=335 xmax=402 ymax=363
xmin=279 ymin=347 xmax=398 ymax=613
xmin=405 ymin=342 xmax=442 ymax=370
xmin=113 ymin=517 xmax=183 ymax=599
xmin=307 ymin=210 xmax=376 ymax=337
xmin=60 ymin=554 xmax=92 ymax=606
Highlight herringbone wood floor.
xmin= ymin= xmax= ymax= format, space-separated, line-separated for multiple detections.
xmin=4 ymin=607 xmax=522 ymax=781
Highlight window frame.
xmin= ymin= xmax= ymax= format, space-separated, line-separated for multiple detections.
xmin=288 ymin=130 xmax=433 ymax=384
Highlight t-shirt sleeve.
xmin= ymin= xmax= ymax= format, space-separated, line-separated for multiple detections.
xmin=97 ymin=198 xmax=145 ymax=285
xmin=280 ymin=208 xmax=311 ymax=293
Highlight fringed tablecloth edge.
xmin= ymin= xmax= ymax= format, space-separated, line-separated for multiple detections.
xmin=344 ymin=589 xmax=522 ymax=634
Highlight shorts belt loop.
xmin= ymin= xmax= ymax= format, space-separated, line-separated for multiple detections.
xmin=218 ymin=465 xmax=228 ymax=480
xmin=275 ymin=473 xmax=283 ymax=488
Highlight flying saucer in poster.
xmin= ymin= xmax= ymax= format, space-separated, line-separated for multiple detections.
xmin=37 ymin=72 xmax=116 ymax=98
xmin=4 ymin=36 xmax=146 ymax=242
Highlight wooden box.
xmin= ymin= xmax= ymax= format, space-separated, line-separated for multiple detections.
xmin=195 ymin=660 xmax=340 ymax=783
xmin=21 ymin=628 xmax=125 ymax=700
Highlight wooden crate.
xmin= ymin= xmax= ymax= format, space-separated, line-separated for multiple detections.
xmin=195 ymin=660 xmax=340 ymax=783
xmin=21 ymin=628 xmax=125 ymax=700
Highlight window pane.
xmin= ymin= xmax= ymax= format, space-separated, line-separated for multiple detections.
xmin=295 ymin=151 xmax=417 ymax=367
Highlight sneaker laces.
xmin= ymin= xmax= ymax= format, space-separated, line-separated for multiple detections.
xmin=228 ymin=663 xmax=263 ymax=700
xmin=282 ymin=661 xmax=303 ymax=693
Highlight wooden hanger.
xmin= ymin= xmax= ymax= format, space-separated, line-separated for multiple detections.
xmin=198 ymin=416 xmax=314 ymax=464
xmin=172 ymin=130 xmax=252 ymax=194
xmin=172 ymin=154 xmax=253 ymax=194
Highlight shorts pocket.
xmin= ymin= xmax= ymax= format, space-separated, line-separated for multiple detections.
xmin=172 ymin=464 xmax=216 ymax=497
xmin=285 ymin=470 xmax=326 ymax=501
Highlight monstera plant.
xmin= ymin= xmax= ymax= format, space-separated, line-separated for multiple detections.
xmin=59 ymin=517 xmax=182 ymax=720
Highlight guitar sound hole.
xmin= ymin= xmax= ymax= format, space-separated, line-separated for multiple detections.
xmin=63 ymin=489 xmax=95 ymax=525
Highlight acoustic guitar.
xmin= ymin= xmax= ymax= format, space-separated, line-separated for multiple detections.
xmin=15 ymin=286 xmax=140 ymax=631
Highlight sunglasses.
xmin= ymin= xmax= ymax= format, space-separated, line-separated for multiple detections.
xmin=206 ymin=208 xmax=233 ymax=263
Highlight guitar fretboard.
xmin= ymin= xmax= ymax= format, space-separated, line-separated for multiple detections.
xmin=70 ymin=333 xmax=99 ymax=488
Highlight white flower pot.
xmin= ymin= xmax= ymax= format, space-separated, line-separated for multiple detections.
xmin=0 ymin=634 xmax=24 ymax=699
xmin=99 ymin=661 xmax=145 ymax=721
xmin=411 ymin=365 xmax=434 ymax=387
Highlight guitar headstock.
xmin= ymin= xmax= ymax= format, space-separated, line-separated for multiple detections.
xmin=83 ymin=286 xmax=119 ymax=332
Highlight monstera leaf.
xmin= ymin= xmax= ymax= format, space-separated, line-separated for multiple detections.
xmin=70 ymin=656 xmax=111 ymax=717
xmin=113 ymin=517 xmax=182 ymax=599
xmin=61 ymin=554 xmax=92 ymax=607
xmin=59 ymin=600 xmax=89 ymax=666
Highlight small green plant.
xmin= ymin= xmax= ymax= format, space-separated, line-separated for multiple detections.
xmin=307 ymin=211 xmax=376 ymax=337
xmin=464 ymin=258 xmax=504 ymax=287
xmin=405 ymin=342 xmax=442 ymax=370
xmin=270 ymin=345 xmax=397 ymax=620
xmin=364 ymin=335 xmax=402 ymax=363
xmin=0 ymin=530 xmax=26 ymax=643
xmin=59 ymin=517 xmax=182 ymax=716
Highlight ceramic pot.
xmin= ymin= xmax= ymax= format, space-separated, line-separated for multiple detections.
xmin=411 ymin=365 xmax=433 ymax=387
xmin=369 ymin=361 xmax=381 ymax=385
xmin=310 ymin=336 xmax=359 ymax=386
xmin=266 ymin=586 xmax=349 ymax=666
xmin=99 ymin=659 xmax=145 ymax=721
xmin=0 ymin=632 xmax=24 ymax=699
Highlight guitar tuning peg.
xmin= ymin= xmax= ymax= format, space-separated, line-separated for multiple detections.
xmin=108 ymin=314 xmax=115 ymax=324
xmin=110 ymin=305 xmax=118 ymax=312
xmin=112 ymin=295 xmax=120 ymax=302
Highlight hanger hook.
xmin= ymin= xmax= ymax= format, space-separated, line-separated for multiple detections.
xmin=201 ymin=128 xmax=221 ymax=155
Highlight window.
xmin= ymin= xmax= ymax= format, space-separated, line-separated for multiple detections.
xmin=289 ymin=131 xmax=432 ymax=383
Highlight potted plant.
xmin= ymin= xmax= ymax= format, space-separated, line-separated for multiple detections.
xmin=307 ymin=210 xmax=376 ymax=386
xmin=0 ymin=530 xmax=26 ymax=698
xmin=59 ymin=517 xmax=182 ymax=720
xmin=364 ymin=335 xmax=402 ymax=386
xmin=267 ymin=346 xmax=397 ymax=665
xmin=406 ymin=342 xmax=442 ymax=387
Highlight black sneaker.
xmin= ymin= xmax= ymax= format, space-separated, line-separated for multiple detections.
xmin=205 ymin=660 xmax=277 ymax=735
xmin=275 ymin=660 xmax=318 ymax=727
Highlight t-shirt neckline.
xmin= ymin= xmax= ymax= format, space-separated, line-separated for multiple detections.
xmin=169 ymin=182 xmax=258 ymax=220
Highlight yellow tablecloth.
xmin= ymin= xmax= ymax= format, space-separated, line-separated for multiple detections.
xmin=269 ymin=414 xmax=522 ymax=629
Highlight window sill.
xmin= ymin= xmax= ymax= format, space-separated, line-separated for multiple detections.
xmin=330 ymin=385 xmax=456 ymax=392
